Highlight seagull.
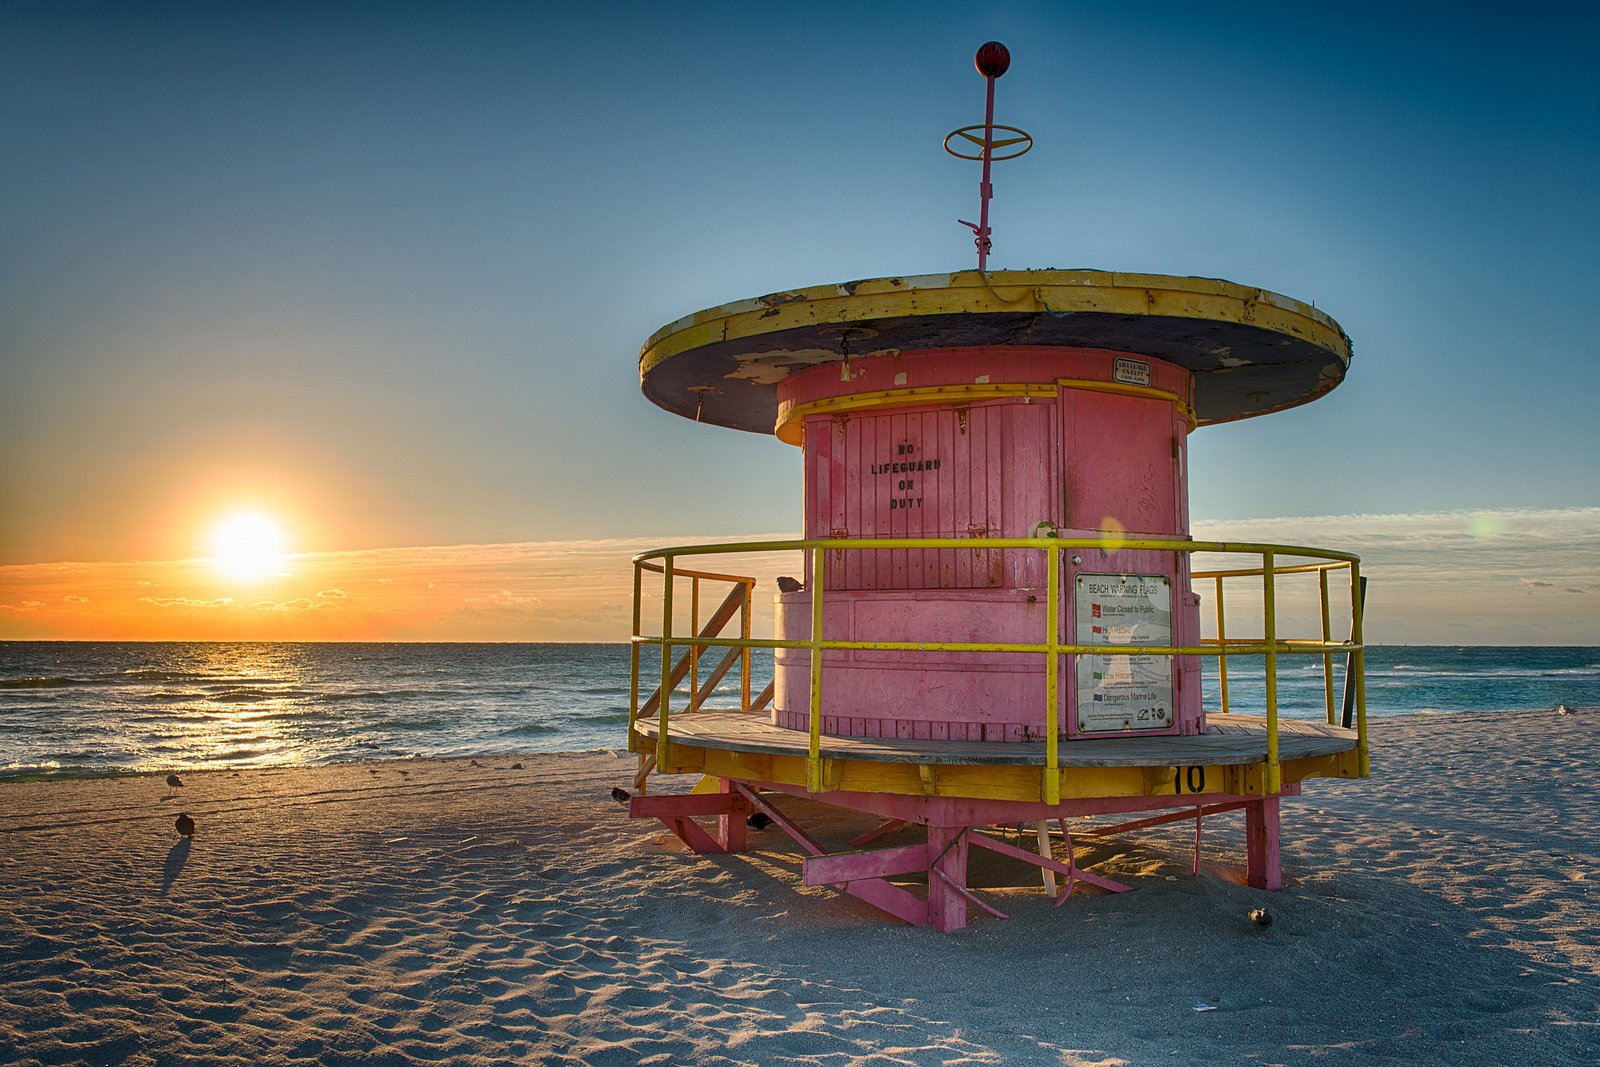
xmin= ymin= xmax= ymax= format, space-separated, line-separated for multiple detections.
xmin=1248 ymin=905 xmax=1273 ymax=927
xmin=746 ymin=811 xmax=773 ymax=831
xmin=776 ymin=576 xmax=802 ymax=593
xmin=166 ymin=773 xmax=183 ymax=788
xmin=610 ymin=787 xmax=632 ymax=805
xmin=175 ymin=813 xmax=196 ymax=838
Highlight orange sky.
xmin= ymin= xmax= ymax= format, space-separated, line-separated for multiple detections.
xmin=2 ymin=509 xmax=1597 ymax=644
xmin=0 ymin=534 xmax=797 ymax=643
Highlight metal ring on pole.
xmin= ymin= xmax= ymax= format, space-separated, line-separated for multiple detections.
xmin=943 ymin=124 xmax=1034 ymax=161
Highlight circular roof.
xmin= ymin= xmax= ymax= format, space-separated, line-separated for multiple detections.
xmin=640 ymin=269 xmax=1351 ymax=432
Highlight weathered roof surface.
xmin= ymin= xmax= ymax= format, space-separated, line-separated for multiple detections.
xmin=640 ymin=269 xmax=1352 ymax=433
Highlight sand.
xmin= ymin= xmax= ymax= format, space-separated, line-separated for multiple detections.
xmin=2 ymin=707 xmax=1597 ymax=1066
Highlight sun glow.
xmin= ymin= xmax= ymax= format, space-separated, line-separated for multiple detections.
xmin=210 ymin=512 xmax=289 ymax=581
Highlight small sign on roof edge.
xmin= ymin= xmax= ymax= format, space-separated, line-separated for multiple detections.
xmin=1113 ymin=358 xmax=1151 ymax=386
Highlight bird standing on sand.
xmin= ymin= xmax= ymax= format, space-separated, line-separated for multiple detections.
xmin=166 ymin=773 xmax=183 ymax=788
xmin=175 ymin=813 xmax=196 ymax=837
xmin=611 ymin=787 xmax=632 ymax=805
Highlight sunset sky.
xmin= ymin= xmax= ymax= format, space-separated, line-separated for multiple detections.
xmin=3 ymin=2 xmax=1597 ymax=644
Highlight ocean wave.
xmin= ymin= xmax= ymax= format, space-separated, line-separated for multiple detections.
xmin=373 ymin=717 xmax=451 ymax=730
xmin=204 ymin=689 xmax=292 ymax=704
xmin=497 ymin=722 xmax=561 ymax=736
xmin=316 ymin=689 xmax=440 ymax=703
xmin=120 ymin=669 xmax=211 ymax=682
xmin=0 ymin=676 xmax=97 ymax=690
xmin=561 ymin=709 xmax=630 ymax=723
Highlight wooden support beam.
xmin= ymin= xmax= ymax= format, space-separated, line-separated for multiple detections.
xmin=925 ymin=826 xmax=970 ymax=932
xmin=1090 ymin=800 xmax=1252 ymax=837
xmin=969 ymin=829 xmax=1131 ymax=895
xmin=803 ymin=843 xmax=932 ymax=885
xmin=1246 ymin=796 xmax=1282 ymax=890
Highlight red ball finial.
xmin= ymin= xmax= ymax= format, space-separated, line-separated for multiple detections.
xmin=975 ymin=41 xmax=1010 ymax=78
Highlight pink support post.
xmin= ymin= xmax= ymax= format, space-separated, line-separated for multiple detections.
xmin=718 ymin=778 xmax=750 ymax=853
xmin=926 ymin=825 xmax=970 ymax=932
xmin=1245 ymin=796 xmax=1282 ymax=890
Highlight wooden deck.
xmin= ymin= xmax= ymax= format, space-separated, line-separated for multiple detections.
xmin=636 ymin=711 xmax=1356 ymax=768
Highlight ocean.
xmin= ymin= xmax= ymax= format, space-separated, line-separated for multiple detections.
xmin=2 ymin=642 xmax=1597 ymax=779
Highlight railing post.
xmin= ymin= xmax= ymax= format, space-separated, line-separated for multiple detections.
xmin=1262 ymin=551 xmax=1281 ymax=795
xmin=807 ymin=544 xmax=827 ymax=793
xmin=741 ymin=580 xmax=752 ymax=710
xmin=1319 ymin=567 xmax=1335 ymax=725
xmin=1351 ymin=561 xmax=1368 ymax=777
xmin=630 ymin=561 xmax=643 ymax=744
xmin=1214 ymin=574 xmax=1229 ymax=714
xmin=657 ymin=555 xmax=675 ymax=767
xmin=689 ymin=576 xmax=701 ymax=710
xmin=1044 ymin=542 xmax=1061 ymax=805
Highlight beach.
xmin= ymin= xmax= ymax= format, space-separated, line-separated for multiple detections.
xmin=2 ymin=707 xmax=1596 ymax=1066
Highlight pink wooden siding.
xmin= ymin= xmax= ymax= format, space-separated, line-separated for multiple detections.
xmin=807 ymin=400 xmax=1055 ymax=590
xmin=1060 ymin=390 xmax=1181 ymax=536
xmin=777 ymin=345 xmax=1201 ymax=742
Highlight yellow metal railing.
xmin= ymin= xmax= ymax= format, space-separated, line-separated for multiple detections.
xmin=630 ymin=537 xmax=1368 ymax=802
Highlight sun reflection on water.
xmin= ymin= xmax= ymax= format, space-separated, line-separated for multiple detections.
xmin=148 ymin=643 xmax=325 ymax=769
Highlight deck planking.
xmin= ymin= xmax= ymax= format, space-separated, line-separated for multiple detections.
xmin=636 ymin=711 xmax=1356 ymax=768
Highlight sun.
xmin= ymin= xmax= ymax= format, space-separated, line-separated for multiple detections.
xmin=210 ymin=512 xmax=289 ymax=581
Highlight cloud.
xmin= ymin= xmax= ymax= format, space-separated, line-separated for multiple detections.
xmin=463 ymin=589 xmax=542 ymax=609
xmin=1191 ymin=507 xmax=1600 ymax=644
xmin=251 ymin=599 xmax=323 ymax=612
xmin=317 ymin=588 xmax=348 ymax=598
xmin=63 ymin=594 xmax=90 ymax=604
xmin=138 ymin=596 xmax=236 ymax=609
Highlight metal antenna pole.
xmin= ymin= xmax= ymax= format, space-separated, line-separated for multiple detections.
xmin=976 ymin=70 xmax=997 ymax=271
xmin=945 ymin=42 xmax=1031 ymax=273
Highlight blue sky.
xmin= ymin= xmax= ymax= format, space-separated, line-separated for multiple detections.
xmin=2 ymin=2 xmax=1597 ymax=639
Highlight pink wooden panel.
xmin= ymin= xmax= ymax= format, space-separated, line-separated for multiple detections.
xmin=1061 ymin=391 xmax=1180 ymax=535
xmin=810 ymin=400 xmax=1059 ymax=591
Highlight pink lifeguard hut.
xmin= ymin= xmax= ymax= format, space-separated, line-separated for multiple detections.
xmin=625 ymin=44 xmax=1369 ymax=931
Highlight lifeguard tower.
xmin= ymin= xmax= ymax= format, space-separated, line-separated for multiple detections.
xmin=624 ymin=43 xmax=1368 ymax=931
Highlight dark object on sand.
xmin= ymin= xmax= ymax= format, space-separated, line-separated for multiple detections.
xmin=611 ymin=787 xmax=632 ymax=805
xmin=511 ymin=762 xmax=525 ymax=770
xmin=776 ymin=576 xmax=802 ymax=593
xmin=746 ymin=811 xmax=773 ymax=830
xmin=166 ymin=773 xmax=183 ymax=788
xmin=175 ymin=813 xmax=196 ymax=838
xmin=1249 ymin=905 xmax=1273 ymax=927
